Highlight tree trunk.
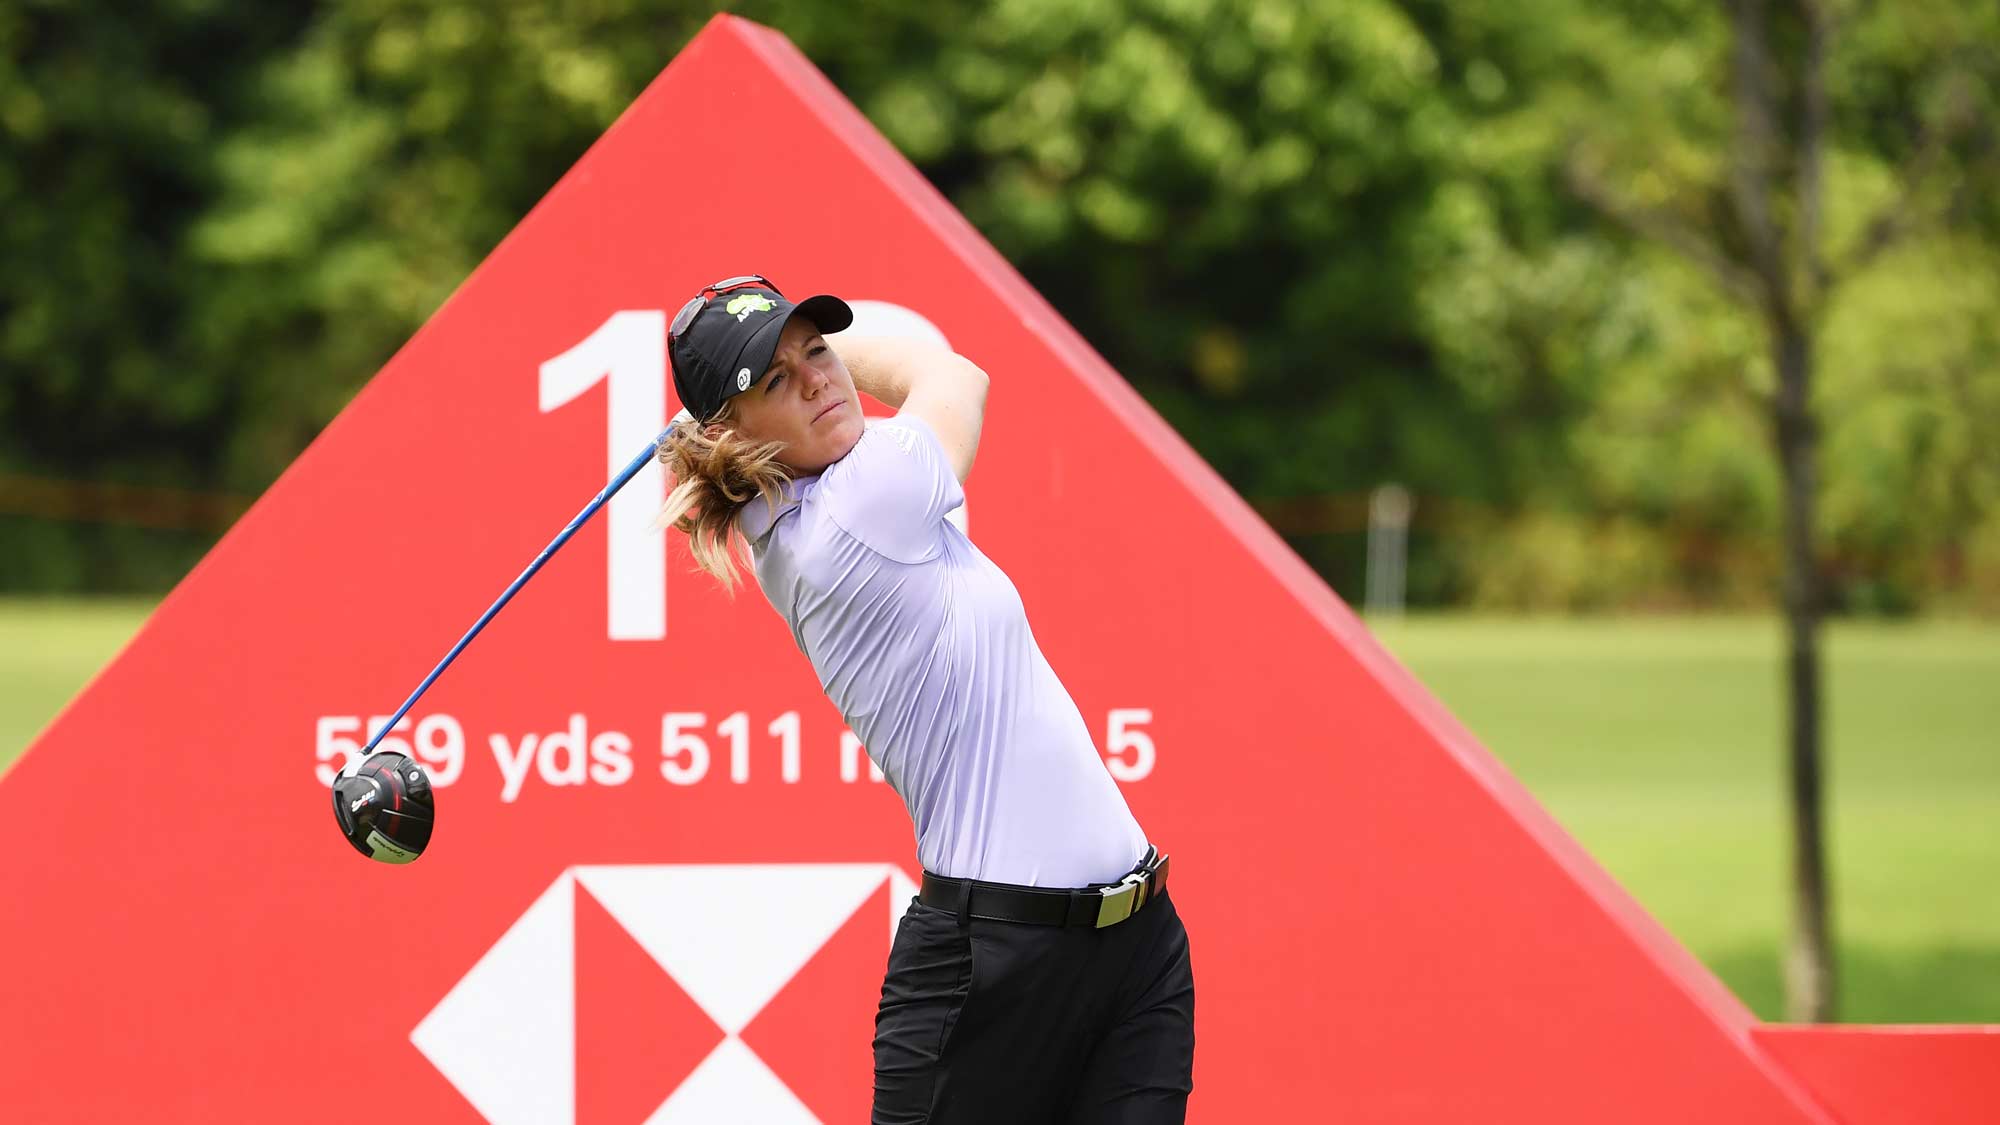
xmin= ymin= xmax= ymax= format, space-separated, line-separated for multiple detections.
xmin=1772 ymin=319 xmax=1834 ymax=1022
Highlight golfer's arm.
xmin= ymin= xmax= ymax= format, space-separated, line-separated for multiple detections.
xmin=829 ymin=333 xmax=989 ymax=483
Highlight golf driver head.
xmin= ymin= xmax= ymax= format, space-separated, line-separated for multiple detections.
xmin=332 ymin=751 xmax=435 ymax=864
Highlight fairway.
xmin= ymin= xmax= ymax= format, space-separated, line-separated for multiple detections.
xmin=1371 ymin=615 xmax=2000 ymax=1023
xmin=3 ymin=599 xmax=1994 ymax=1023
xmin=0 ymin=598 xmax=158 ymax=765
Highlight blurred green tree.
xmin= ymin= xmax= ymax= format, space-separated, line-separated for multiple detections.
xmin=0 ymin=1 xmax=315 ymax=587
xmin=1553 ymin=0 xmax=1999 ymax=1019
xmin=184 ymin=0 xmax=1524 ymax=537
xmin=2 ymin=0 xmax=1995 ymax=622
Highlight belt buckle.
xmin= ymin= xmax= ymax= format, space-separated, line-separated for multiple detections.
xmin=1095 ymin=869 xmax=1150 ymax=929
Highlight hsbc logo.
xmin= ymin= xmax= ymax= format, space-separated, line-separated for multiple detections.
xmin=412 ymin=863 xmax=920 ymax=1124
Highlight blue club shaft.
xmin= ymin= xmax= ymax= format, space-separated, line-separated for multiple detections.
xmin=352 ymin=429 xmax=671 ymax=763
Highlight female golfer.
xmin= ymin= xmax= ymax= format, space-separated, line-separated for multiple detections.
xmin=656 ymin=275 xmax=1194 ymax=1124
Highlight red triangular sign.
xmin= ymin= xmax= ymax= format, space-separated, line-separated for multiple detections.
xmin=0 ymin=13 xmax=1856 ymax=1122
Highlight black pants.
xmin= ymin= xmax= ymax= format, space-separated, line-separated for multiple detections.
xmin=872 ymin=887 xmax=1195 ymax=1124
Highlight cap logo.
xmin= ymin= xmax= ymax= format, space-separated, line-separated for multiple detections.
xmin=725 ymin=293 xmax=776 ymax=321
xmin=737 ymin=368 xmax=752 ymax=390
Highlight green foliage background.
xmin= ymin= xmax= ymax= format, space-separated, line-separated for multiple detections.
xmin=3 ymin=0 xmax=1996 ymax=609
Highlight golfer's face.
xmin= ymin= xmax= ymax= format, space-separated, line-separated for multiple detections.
xmin=730 ymin=314 xmax=864 ymax=474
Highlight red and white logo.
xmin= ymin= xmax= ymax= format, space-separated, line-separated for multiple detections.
xmin=413 ymin=863 xmax=921 ymax=1124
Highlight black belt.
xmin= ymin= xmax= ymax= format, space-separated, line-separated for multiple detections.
xmin=919 ymin=846 xmax=1171 ymax=929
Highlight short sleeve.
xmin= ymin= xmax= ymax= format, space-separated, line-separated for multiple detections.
xmin=818 ymin=413 xmax=965 ymax=563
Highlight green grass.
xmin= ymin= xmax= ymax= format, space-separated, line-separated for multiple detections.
xmin=0 ymin=597 xmax=156 ymax=770
xmin=2 ymin=599 xmax=1995 ymax=1023
xmin=1371 ymin=615 xmax=2000 ymax=1023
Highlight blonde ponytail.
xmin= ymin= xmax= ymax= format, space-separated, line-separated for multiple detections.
xmin=653 ymin=405 xmax=793 ymax=591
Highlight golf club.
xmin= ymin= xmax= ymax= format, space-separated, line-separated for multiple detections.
xmin=331 ymin=415 xmax=684 ymax=859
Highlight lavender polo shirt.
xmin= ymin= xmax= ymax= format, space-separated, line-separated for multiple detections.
xmin=738 ymin=414 xmax=1148 ymax=888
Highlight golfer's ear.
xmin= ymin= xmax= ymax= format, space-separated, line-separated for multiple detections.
xmin=703 ymin=422 xmax=727 ymax=442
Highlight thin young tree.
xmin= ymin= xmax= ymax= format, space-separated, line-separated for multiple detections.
xmin=1568 ymin=0 xmax=1985 ymax=1020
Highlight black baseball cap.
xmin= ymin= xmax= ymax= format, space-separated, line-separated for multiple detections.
xmin=669 ymin=282 xmax=853 ymax=423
